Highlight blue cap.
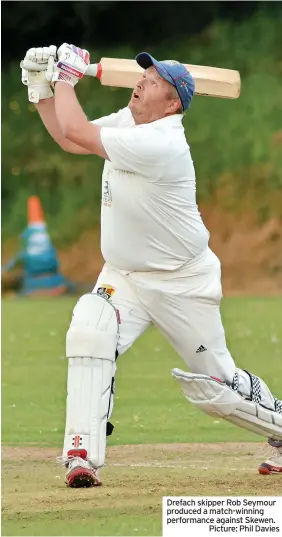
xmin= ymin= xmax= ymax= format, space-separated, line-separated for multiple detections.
xmin=136 ymin=52 xmax=195 ymax=111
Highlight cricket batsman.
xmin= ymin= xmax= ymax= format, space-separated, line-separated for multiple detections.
xmin=20 ymin=44 xmax=282 ymax=486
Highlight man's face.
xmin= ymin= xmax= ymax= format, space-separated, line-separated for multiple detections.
xmin=128 ymin=66 xmax=181 ymax=124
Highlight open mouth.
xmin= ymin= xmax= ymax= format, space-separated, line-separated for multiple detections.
xmin=133 ymin=92 xmax=139 ymax=99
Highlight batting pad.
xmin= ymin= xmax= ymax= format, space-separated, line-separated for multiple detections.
xmin=172 ymin=368 xmax=282 ymax=441
xmin=63 ymin=293 xmax=119 ymax=468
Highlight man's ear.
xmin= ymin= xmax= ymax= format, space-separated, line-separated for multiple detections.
xmin=168 ymin=98 xmax=182 ymax=114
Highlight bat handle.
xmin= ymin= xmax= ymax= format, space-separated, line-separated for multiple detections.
xmin=20 ymin=59 xmax=100 ymax=79
xmin=86 ymin=63 xmax=101 ymax=78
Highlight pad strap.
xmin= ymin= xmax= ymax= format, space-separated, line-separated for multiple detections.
xmin=232 ymin=369 xmax=262 ymax=405
xmin=243 ymin=370 xmax=261 ymax=404
xmin=274 ymin=398 xmax=282 ymax=414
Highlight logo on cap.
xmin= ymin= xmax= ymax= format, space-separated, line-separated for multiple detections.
xmin=163 ymin=60 xmax=180 ymax=66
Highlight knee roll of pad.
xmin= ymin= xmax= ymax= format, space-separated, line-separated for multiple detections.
xmin=66 ymin=293 xmax=119 ymax=359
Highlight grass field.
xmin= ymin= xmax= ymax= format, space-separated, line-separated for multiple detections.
xmin=2 ymin=296 xmax=282 ymax=536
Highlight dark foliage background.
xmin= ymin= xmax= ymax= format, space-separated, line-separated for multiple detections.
xmin=2 ymin=1 xmax=279 ymax=66
xmin=2 ymin=1 xmax=282 ymax=244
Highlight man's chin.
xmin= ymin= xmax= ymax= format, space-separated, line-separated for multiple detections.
xmin=129 ymin=97 xmax=140 ymax=110
xmin=128 ymin=99 xmax=144 ymax=124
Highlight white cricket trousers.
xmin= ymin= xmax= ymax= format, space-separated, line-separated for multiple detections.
xmin=93 ymin=247 xmax=236 ymax=383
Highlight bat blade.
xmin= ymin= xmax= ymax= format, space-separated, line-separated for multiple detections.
xmin=99 ymin=58 xmax=241 ymax=99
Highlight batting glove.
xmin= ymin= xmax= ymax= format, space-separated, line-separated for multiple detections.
xmin=52 ymin=43 xmax=90 ymax=87
xmin=21 ymin=46 xmax=57 ymax=103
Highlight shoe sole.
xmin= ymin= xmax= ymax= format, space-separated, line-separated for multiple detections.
xmin=258 ymin=463 xmax=282 ymax=475
xmin=67 ymin=467 xmax=102 ymax=488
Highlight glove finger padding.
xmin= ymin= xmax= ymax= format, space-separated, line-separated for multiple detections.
xmin=21 ymin=68 xmax=29 ymax=86
xmin=46 ymin=47 xmax=57 ymax=82
xmin=42 ymin=47 xmax=51 ymax=62
xmin=35 ymin=47 xmax=44 ymax=63
xmin=26 ymin=48 xmax=37 ymax=63
xmin=53 ymin=43 xmax=90 ymax=87
xmin=25 ymin=45 xmax=57 ymax=66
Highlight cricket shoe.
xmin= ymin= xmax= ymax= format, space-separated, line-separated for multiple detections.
xmin=64 ymin=449 xmax=102 ymax=487
xmin=258 ymin=439 xmax=282 ymax=475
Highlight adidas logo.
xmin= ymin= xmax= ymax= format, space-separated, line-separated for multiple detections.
xmin=196 ymin=345 xmax=207 ymax=353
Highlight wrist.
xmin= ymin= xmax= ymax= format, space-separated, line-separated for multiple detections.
xmin=35 ymin=96 xmax=54 ymax=108
xmin=52 ymin=69 xmax=78 ymax=87
xmin=53 ymin=79 xmax=75 ymax=88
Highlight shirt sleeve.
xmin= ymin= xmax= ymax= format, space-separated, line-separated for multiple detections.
xmin=100 ymin=125 xmax=168 ymax=175
xmin=91 ymin=107 xmax=133 ymax=128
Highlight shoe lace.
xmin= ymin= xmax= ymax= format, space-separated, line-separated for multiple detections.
xmin=68 ymin=457 xmax=92 ymax=470
xmin=56 ymin=454 xmax=87 ymax=468
xmin=270 ymin=446 xmax=282 ymax=464
xmin=258 ymin=444 xmax=282 ymax=464
xmin=56 ymin=454 xmax=98 ymax=472
xmin=56 ymin=455 xmax=71 ymax=467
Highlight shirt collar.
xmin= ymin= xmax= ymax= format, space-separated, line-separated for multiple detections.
xmin=150 ymin=114 xmax=184 ymax=127
xmin=132 ymin=112 xmax=184 ymax=129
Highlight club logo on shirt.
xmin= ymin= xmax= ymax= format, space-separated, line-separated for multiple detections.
xmin=103 ymin=179 xmax=112 ymax=207
xmin=97 ymin=284 xmax=116 ymax=300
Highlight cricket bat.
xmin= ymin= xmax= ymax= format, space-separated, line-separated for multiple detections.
xmin=21 ymin=56 xmax=241 ymax=99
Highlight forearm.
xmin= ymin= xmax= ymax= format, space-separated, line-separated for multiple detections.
xmin=54 ymin=83 xmax=88 ymax=138
xmin=35 ymin=97 xmax=91 ymax=154
xmin=54 ymin=83 xmax=107 ymax=158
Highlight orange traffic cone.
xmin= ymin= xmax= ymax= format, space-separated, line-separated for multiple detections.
xmin=20 ymin=196 xmax=73 ymax=296
xmin=27 ymin=195 xmax=45 ymax=226
xmin=2 ymin=196 xmax=75 ymax=297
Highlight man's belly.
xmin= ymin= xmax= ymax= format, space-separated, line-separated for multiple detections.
xmin=101 ymin=220 xmax=209 ymax=272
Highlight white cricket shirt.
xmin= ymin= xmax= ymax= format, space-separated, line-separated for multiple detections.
xmin=93 ymin=107 xmax=209 ymax=271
